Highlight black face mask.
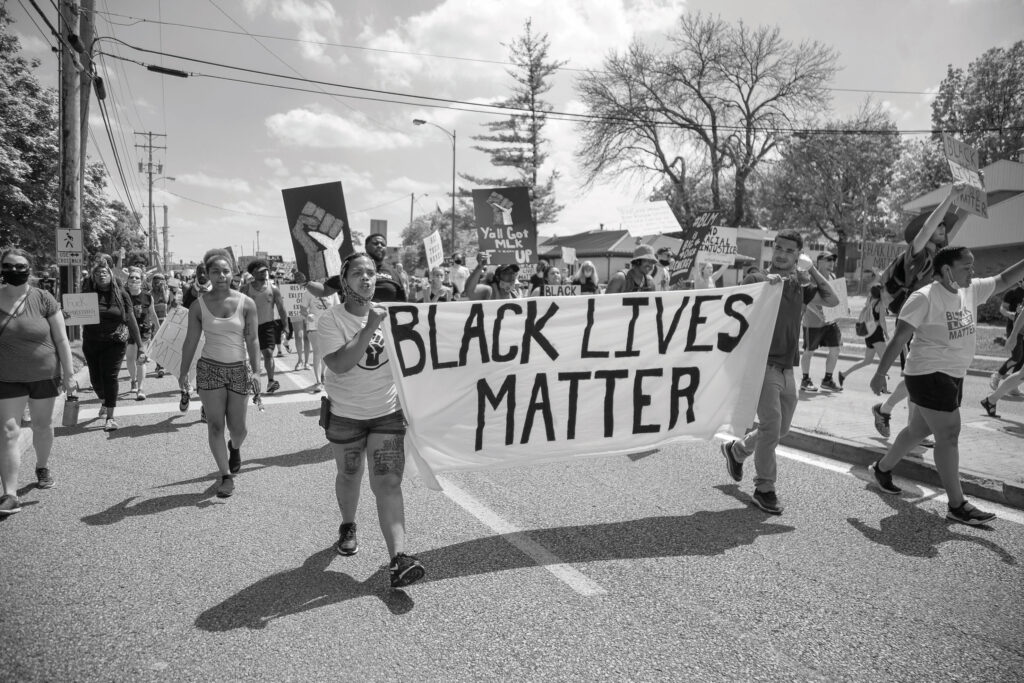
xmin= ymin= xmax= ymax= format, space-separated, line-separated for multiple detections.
xmin=658 ymin=259 xmax=671 ymax=267
xmin=3 ymin=270 xmax=30 ymax=286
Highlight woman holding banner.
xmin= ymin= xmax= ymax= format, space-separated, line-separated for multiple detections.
xmin=0 ymin=248 xmax=76 ymax=515
xmin=317 ymin=251 xmax=425 ymax=589
xmin=530 ymin=266 xmax=563 ymax=297
xmin=179 ymin=249 xmax=261 ymax=499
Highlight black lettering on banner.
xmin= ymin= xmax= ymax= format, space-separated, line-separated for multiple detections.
xmin=685 ymin=295 xmax=721 ymax=352
xmin=615 ymin=297 xmax=647 ymax=358
xmin=389 ymin=306 xmax=425 ymax=377
xmin=718 ymin=293 xmax=753 ymax=352
xmin=633 ymin=368 xmax=663 ymax=434
xmin=557 ymin=371 xmax=591 ymax=440
xmin=428 ymin=304 xmax=458 ymax=370
xmin=594 ymin=369 xmax=629 ymax=437
xmin=522 ymin=300 xmax=560 ymax=364
xmin=669 ymin=367 xmax=700 ymax=427
xmin=476 ymin=375 xmax=516 ymax=451
xmin=521 ymin=373 xmax=556 ymax=444
xmin=459 ymin=304 xmax=490 ymax=365
xmin=581 ymin=297 xmax=609 ymax=358
xmin=492 ymin=303 xmax=522 ymax=362
xmin=655 ymin=297 xmax=690 ymax=353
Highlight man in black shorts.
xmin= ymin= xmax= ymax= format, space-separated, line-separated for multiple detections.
xmin=241 ymin=260 xmax=288 ymax=393
xmin=799 ymin=253 xmax=843 ymax=392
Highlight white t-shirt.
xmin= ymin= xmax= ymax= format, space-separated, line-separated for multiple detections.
xmin=900 ymin=277 xmax=997 ymax=378
xmin=301 ymin=291 xmax=338 ymax=331
xmin=450 ymin=264 xmax=470 ymax=298
xmin=316 ymin=305 xmax=398 ymax=420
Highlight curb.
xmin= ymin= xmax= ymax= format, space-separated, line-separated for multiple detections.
xmin=781 ymin=428 xmax=1024 ymax=511
xmin=821 ymin=348 xmax=995 ymax=379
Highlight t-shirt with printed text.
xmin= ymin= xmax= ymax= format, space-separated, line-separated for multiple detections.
xmin=316 ymin=304 xmax=398 ymax=420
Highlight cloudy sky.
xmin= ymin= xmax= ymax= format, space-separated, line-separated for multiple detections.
xmin=8 ymin=0 xmax=1023 ymax=264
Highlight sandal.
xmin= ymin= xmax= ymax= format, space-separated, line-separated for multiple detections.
xmin=980 ymin=397 xmax=999 ymax=418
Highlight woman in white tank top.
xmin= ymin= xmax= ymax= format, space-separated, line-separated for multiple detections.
xmin=180 ymin=250 xmax=261 ymax=499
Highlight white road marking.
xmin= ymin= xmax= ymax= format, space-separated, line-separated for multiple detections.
xmin=437 ymin=476 xmax=607 ymax=597
xmin=85 ymin=391 xmax=319 ymax=417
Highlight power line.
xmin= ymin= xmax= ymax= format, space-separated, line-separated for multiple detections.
xmin=85 ymin=6 xmax=940 ymax=96
xmin=15 ymin=0 xmax=57 ymax=50
xmin=163 ymin=191 xmax=283 ymax=219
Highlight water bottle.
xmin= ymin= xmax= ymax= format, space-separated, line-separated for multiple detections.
xmin=797 ymin=254 xmax=813 ymax=272
xmin=62 ymin=395 xmax=80 ymax=427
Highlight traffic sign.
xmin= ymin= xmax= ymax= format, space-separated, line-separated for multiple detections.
xmin=56 ymin=228 xmax=83 ymax=266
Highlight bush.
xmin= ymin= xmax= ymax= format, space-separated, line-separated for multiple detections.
xmin=978 ymin=294 xmax=1004 ymax=324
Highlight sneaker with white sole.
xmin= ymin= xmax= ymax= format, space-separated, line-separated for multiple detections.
xmin=869 ymin=461 xmax=901 ymax=495
xmin=751 ymin=490 xmax=783 ymax=515
xmin=216 ymin=475 xmax=234 ymax=498
xmin=800 ymin=377 xmax=818 ymax=393
xmin=720 ymin=440 xmax=742 ymax=482
xmin=36 ymin=468 xmax=54 ymax=489
xmin=389 ymin=552 xmax=425 ymax=588
xmin=989 ymin=372 xmax=1004 ymax=391
xmin=871 ymin=404 xmax=891 ymax=438
xmin=335 ymin=522 xmax=358 ymax=556
xmin=947 ymin=501 xmax=996 ymax=526
xmin=0 ymin=494 xmax=22 ymax=516
xmin=103 ymin=418 xmax=118 ymax=432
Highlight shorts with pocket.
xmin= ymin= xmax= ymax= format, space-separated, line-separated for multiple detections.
xmin=196 ymin=358 xmax=251 ymax=395
xmin=325 ymin=409 xmax=406 ymax=445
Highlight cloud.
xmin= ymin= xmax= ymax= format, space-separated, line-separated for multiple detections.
xmin=176 ymin=173 xmax=252 ymax=193
xmin=13 ymin=31 xmax=49 ymax=53
xmin=246 ymin=0 xmax=347 ymax=66
xmin=265 ymin=107 xmax=412 ymax=149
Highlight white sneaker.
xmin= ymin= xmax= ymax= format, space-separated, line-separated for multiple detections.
xmin=990 ymin=372 xmax=1004 ymax=390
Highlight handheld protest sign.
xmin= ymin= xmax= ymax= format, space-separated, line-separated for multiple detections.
xmin=62 ymin=293 xmax=99 ymax=325
xmin=942 ymin=135 xmax=987 ymax=218
xmin=472 ymin=187 xmax=537 ymax=266
xmin=281 ymin=181 xmax=354 ymax=282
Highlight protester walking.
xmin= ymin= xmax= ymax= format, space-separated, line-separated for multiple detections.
xmin=240 ymin=260 xmax=288 ymax=394
xmin=289 ymin=272 xmax=311 ymax=371
xmin=82 ymin=261 xmax=145 ymax=432
xmin=150 ymin=273 xmax=174 ymax=378
xmin=179 ymin=249 xmax=261 ymax=499
xmin=868 ymin=247 xmax=1024 ymax=525
xmin=0 ymin=249 xmax=76 ymax=516
xmin=124 ymin=267 xmax=157 ymax=401
xmin=300 ymin=286 xmax=338 ymax=393
xmin=604 ymin=245 xmax=658 ymax=294
xmin=981 ymin=303 xmax=1024 ymax=418
xmin=317 ymin=252 xmax=425 ymax=588
xmin=838 ymin=284 xmax=888 ymax=387
xmin=799 ymin=253 xmax=844 ymax=392
xmin=720 ymin=231 xmax=838 ymax=514
xmin=989 ymin=279 xmax=1024 ymax=395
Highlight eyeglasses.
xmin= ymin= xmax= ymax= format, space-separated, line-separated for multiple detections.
xmin=2 ymin=263 xmax=30 ymax=272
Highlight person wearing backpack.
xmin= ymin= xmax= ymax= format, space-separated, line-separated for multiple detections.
xmin=837 ymin=284 xmax=888 ymax=387
xmin=870 ymin=181 xmax=969 ymax=437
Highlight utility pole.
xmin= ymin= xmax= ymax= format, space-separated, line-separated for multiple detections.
xmin=78 ymin=0 xmax=95 ymax=203
xmin=409 ymin=192 xmax=414 ymax=232
xmin=58 ymin=0 xmax=81 ymax=296
xmin=162 ymin=205 xmax=170 ymax=269
xmin=135 ymin=132 xmax=166 ymax=269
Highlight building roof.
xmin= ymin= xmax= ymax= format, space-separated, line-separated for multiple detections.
xmin=538 ymin=229 xmax=634 ymax=258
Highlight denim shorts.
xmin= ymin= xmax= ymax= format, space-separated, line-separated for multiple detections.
xmin=325 ymin=409 xmax=406 ymax=445
xmin=0 ymin=377 xmax=61 ymax=400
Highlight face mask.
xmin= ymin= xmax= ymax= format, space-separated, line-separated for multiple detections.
xmin=126 ymin=281 xmax=142 ymax=294
xmin=658 ymin=259 xmax=671 ymax=267
xmin=3 ymin=271 xmax=29 ymax=286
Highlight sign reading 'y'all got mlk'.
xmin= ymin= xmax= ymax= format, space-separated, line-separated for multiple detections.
xmin=472 ymin=187 xmax=537 ymax=266
xmin=380 ymin=284 xmax=783 ymax=489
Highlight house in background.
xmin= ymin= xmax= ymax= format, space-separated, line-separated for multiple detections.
xmin=903 ymin=154 xmax=1024 ymax=276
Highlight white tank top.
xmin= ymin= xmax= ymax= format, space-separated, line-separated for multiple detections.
xmin=198 ymin=295 xmax=247 ymax=363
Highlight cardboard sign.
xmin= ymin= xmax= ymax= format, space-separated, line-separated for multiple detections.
xmin=473 ymin=187 xmax=537 ymax=265
xmin=542 ymin=284 xmax=581 ymax=297
xmin=147 ymin=306 xmax=201 ymax=379
xmin=617 ymin=201 xmax=682 ymax=237
xmin=281 ymin=284 xmax=305 ymax=318
xmin=281 ymin=181 xmax=354 ymax=282
xmin=861 ymin=241 xmax=906 ymax=273
xmin=942 ymin=135 xmax=987 ymax=218
xmin=696 ymin=226 xmax=739 ymax=267
xmin=424 ymin=230 xmax=445 ymax=270
xmin=61 ymin=293 xmax=99 ymax=325
xmin=670 ymin=211 xmax=722 ymax=286
xmin=560 ymin=246 xmax=577 ymax=266
xmin=822 ymin=278 xmax=851 ymax=323
xmin=382 ymin=284 xmax=783 ymax=489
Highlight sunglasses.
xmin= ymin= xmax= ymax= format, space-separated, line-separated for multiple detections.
xmin=2 ymin=263 xmax=30 ymax=272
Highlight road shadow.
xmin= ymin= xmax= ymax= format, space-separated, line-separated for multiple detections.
xmin=100 ymin=414 xmax=202 ymax=440
xmin=81 ymin=481 xmax=221 ymax=525
xmin=846 ymin=488 xmax=1016 ymax=565
xmin=152 ymin=445 xmax=333 ymax=489
xmin=196 ymin=502 xmax=794 ymax=630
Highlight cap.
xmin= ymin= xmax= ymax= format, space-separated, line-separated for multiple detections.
xmin=631 ymin=244 xmax=658 ymax=262
xmin=904 ymin=211 xmax=958 ymax=243
xmin=494 ymin=263 xmax=520 ymax=278
xmin=817 ymin=253 xmax=837 ymax=262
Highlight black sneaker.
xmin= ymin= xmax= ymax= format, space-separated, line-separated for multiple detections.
xmin=228 ymin=440 xmax=241 ymax=474
xmin=800 ymin=377 xmax=818 ymax=393
xmin=946 ymin=501 xmax=996 ymax=526
xmin=751 ymin=490 xmax=783 ymax=515
xmin=871 ymin=404 xmax=891 ymax=438
xmin=869 ymin=460 xmax=901 ymax=495
xmin=0 ymin=494 xmax=23 ymax=516
xmin=980 ymin=397 xmax=999 ymax=418
xmin=179 ymin=391 xmax=190 ymax=413
xmin=821 ymin=378 xmax=843 ymax=392
xmin=36 ymin=467 xmax=54 ymax=489
xmin=720 ymin=440 xmax=742 ymax=482
xmin=335 ymin=522 xmax=359 ymax=556
xmin=216 ymin=475 xmax=234 ymax=498
xmin=837 ymin=371 xmax=846 ymax=388
xmin=266 ymin=380 xmax=280 ymax=394
xmin=389 ymin=552 xmax=425 ymax=588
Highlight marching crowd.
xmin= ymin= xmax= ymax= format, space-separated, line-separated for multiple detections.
xmin=2 ymin=195 xmax=1023 ymax=587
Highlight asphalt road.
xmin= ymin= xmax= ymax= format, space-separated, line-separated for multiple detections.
xmin=2 ymin=360 xmax=1023 ymax=682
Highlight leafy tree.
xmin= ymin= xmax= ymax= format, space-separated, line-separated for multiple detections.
xmin=0 ymin=7 xmax=60 ymax=262
xmin=759 ymin=103 xmax=901 ymax=267
xmin=575 ymin=11 xmax=838 ymax=227
xmin=878 ymin=137 xmax=948 ymax=233
xmin=931 ymin=41 xmax=1024 ymax=166
xmin=460 ymin=19 xmax=565 ymax=225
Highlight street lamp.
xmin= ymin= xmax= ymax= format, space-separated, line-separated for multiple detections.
xmin=412 ymin=118 xmax=457 ymax=255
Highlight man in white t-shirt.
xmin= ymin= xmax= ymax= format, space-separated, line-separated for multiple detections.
xmin=867 ymin=246 xmax=1024 ymax=526
xmin=449 ymin=253 xmax=471 ymax=299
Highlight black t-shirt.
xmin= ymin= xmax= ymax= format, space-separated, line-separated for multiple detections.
xmin=1003 ymin=286 xmax=1024 ymax=311
xmin=325 ymin=260 xmax=407 ymax=303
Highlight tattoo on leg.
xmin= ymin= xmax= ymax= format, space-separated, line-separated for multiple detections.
xmin=372 ymin=436 xmax=405 ymax=476
xmin=343 ymin=450 xmax=362 ymax=475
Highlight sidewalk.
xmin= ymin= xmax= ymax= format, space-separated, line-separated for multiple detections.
xmin=783 ymin=350 xmax=1024 ymax=510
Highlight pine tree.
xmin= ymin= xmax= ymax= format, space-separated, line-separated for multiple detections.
xmin=460 ymin=19 xmax=565 ymax=225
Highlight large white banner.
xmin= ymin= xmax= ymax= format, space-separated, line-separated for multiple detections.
xmin=381 ymin=283 xmax=783 ymax=489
